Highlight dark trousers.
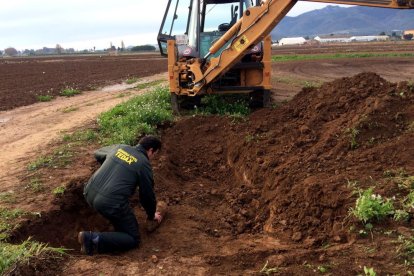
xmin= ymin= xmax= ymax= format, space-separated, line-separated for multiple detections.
xmin=87 ymin=192 xmax=140 ymax=253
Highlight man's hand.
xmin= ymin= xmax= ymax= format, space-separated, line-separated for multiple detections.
xmin=154 ymin=211 xmax=163 ymax=223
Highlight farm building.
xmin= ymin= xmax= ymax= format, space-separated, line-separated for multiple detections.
xmin=350 ymin=35 xmax=389 ymax=42
xmin=315 ymin=35 xmax=389 ymax=43
xmin=277 ymin=37 xmax=306 ymax=46
xmin=314 ymin=35 xmax=352 ymax=43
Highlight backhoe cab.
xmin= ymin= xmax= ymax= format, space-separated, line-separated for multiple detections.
xmin=158 ymin=0 xmax=270 ymax=111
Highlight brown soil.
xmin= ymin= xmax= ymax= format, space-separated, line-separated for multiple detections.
xmin=1 ymin=48 xmax=414 ymax=275
xmin=0 ymin=54 xmax=166 ymax=111
xmin=271 ymin=57 xmax=414 ymax=102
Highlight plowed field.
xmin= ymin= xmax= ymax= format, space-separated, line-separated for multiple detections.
xmin=1 ymin=46 xmax=414 ymax=275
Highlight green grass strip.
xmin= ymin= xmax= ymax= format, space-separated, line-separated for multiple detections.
xmin=195 ymin=94 xmax=250 ymax=117
xmin=0 ymin=239 xmax=66 ymax=274
xmin=272 ymin=52 xmax=414 ymax=62
xmin=98 ymin=85 xmax=173 ymax=145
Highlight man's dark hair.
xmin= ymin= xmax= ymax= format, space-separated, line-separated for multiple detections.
xmin=139 ymin=135 xmax=162 ymax=152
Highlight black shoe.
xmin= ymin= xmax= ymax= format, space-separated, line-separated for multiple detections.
xmin=78 ymin=231 xmax=96 ymax=255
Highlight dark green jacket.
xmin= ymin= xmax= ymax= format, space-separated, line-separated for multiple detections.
xmin=84 ymin=144 xmax=156 ymax=219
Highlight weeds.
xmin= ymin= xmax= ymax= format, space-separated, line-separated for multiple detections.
xmin=0 ymin=239 xmax=67 ymax=274
xmin=397 ymin=234 xmax=414 ymax=265
xmin=24 ymin=178 xmax=44 ymax=193
xmin=0 ymin=192 xmax=16 ymax=204
xmin=362 ymin=266 xmax=376 ymax=276
xmin=273 ymin=76 xmax=321 ymax=88
xmin=37 ymin=95 xmax=53 ymax=102
xmin=60 ymin=88 xmax=81 ymax=97
xmin=62 ymin=129 xmax=97 ymax=143
xmin=125 ymin=77 xmax=138 ymax=84
xmin=98 ymin=86 xmax=173 ymax=145
xmin=51 ymin=146 xmax=74 ymax=168
xmin=0 ymin=208 xmax=26 ymax=240
xmin=28 ymin=146 xmax=74 ymax=171
xmin=196 ymin=95 xmax=250 ymax=117
xmin=317 ymin=265 xmax=330 ymax=273
xmin=350 ymin=187 xmax=394 ymax=223
xmin=27 ymin=156 xmax=53 ymax=171
xmin=345 ymin=127 xmax=359 ymax=150
xmin=260 ymin=260 xmax=278 ymax=275
xmin=52 ymin=186 xmax=66 ymax=195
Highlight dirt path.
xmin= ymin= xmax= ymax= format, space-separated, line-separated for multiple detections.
xmin=0 ymin=73 xmax=167 ymax=192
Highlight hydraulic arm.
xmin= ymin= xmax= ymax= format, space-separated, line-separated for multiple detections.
xmin=170 ymin=0 xmax=413 ymax=96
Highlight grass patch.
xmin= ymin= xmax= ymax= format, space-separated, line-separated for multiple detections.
xmin=37 ymin=95 xmax=53 ymax=102
xmin=27 ymin=156 xmax=53 ymax=171
xmin=98 ymin=86 xmax=173 ymax=145
xmin=27 ymin=145 xmax=74 ymax=171
xmin=24 ymin=178 xmax=44 ymax=193
xmin=60 ymin=88 xmax=81 ymax=97
xmin=350 ymin=187 xmax=394 ymax=224
xmin=62 ymin=129 xmax=97 ymax=143
xmin=272 ymin=52 xmax=414 ymax=62
xmin=274 ymin=76 xmax=322 ymax=88
xmin=397 ymin=234 xmax=414 ymax=265
xmin=195 ymin=95 xmax=250 ymax=117
xmin=126 ymin=77 xmax=139 ymax=84
xmin=0 ymin=239 xmax=66 ymax=274
xmin=52 ymin=186 xmax=66 ymax=196
xmin=0 ymin=208 xmax=26 ymax=240
xmin=134 ymin=80 xmax=165 ymax=90
xmin=0 ymin=192 xmax=16 ymax=204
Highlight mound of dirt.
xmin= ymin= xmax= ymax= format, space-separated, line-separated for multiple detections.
xmin=227 ymin=72 xmax=414 ymax=244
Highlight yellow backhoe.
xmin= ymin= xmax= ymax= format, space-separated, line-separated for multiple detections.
xmin=157 ymin=0 xmax=413 ymax=112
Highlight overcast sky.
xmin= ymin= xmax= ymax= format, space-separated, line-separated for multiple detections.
xmin=0 ymin=1 xmax=347 ymax=51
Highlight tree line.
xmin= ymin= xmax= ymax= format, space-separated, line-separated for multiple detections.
xmin=2 ymin=44 xmax=157 ymax=57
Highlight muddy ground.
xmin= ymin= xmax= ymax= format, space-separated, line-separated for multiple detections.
xmin=0 ymin=45 xmax=414 ymax=275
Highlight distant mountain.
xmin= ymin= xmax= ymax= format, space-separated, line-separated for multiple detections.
xmin=271 ymin=6 xmax=414 ymax=39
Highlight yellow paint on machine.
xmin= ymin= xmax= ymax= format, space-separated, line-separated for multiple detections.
xmin=115 ymin=149 xmax=137 ymax=165
xmin=233 ymin=35 xmax=249 ymax=52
